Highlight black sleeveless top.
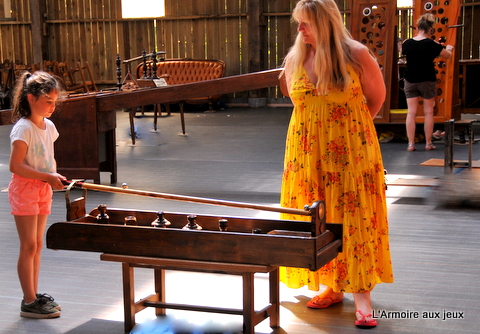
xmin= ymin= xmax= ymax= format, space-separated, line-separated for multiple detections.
xmin=402 ymin=38 xmax=444 ymax=83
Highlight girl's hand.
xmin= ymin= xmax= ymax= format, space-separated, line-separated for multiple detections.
xmin=46 ymin=173 xmax=67 ymax=190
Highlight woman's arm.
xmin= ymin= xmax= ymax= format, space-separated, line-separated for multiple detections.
xmin=280 ymin=54 xmax=293 ymax=98
xmin=279 ymin=70 xmax=290 ymax=98
xmin=350 ymin=41 xmax=386 ymax=118
xmin=439 ymin=45 xmax=453 ymax=59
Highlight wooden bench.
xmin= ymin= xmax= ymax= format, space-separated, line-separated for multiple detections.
xmin=130 ymin=58 xmax=226 ymax=143
xmin=100 ymin=253 xmax=279 ymax=334
xmin=421 ymin=118 xmax=480 ymax=173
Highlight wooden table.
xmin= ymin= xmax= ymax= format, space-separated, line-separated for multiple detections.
xmin=46 ymin=197 xmax=342 ymax=333
xmin=100 ymin=254 xmax=280 ymax=334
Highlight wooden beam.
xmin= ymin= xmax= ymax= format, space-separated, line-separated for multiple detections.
xmin=247 ymin=0 xmax=266 ymax=98
xmin=29 ymin=0 xmax=47 ymax=65
xmin=96 ymin=68 xmax=282 ymax=112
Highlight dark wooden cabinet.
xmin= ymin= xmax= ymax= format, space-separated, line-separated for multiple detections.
xmin=51 ymin=95 xmax=117 ymax=184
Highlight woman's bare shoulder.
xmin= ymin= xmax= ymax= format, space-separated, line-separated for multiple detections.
xmin=348 ymin=40 xmax=371 ymax=61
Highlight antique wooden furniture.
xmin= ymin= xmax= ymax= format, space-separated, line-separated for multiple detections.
xmin=0 ymin=68 xmax=282 ymax=183
xmin=131 ymin=58 xmax=226 ymax=142
xmin=50 ymin=94 xmax=116 ymax=183
xmin=0 ymin=94 xmax=117 ymax=184
xmin=351 ymin=0 xmax=397 ymax=123
xmin=351 ymin=0 xmax=462 ymax=123
xmin=75 ymin=61 xmax=98 ymax=92
xmin=46 ymin=182 xmax=342 ymax=333
xmin=420 ymin=118 xmax=480 ymax=172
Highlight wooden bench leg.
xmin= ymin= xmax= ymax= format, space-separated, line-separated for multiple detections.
xmin=179 ymin=102 xmax=186 ymax=134
xmin=269 ymin=268 xmax=280 ymax=328
xmin=128 ymin=107 xmax=136 ymax=145
xmin=122 ymin=263 xmax=135 ymax=333
xmin=242 ymin=272 xmax=255 ymax=334
xmin=154 ymin=268 xmax=166 ymax=316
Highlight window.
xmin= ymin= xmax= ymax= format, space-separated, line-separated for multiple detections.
xmin=397 ymin=0 xmax=413 ymax=8
xmin=121 ymin=0 xmax=165 ymax=18
xmin=0 ymin=0 xmax=12 ymax=20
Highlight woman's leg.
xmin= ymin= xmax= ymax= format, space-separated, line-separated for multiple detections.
xmin=15 ymin=214 xmax=47 ymax=304
xmin=307 ymin=286 xmax=344 ymax=308
xmin=353 ymin=291 xmax=372 ymax=316
xmin=353 ymin=291 xmax=377 ymax=327
xmin=422 ymin=97 xmax=436 ymax=146
xmin=406 ymin=97 xmax=419 ymax=149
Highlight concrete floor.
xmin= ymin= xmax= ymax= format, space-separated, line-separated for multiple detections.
xmin=0 ymin=106 xmax=479 ymax=333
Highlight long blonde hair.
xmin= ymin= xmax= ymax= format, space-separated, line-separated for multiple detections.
xmin=283 ymin=0 xmax=360 ymax=95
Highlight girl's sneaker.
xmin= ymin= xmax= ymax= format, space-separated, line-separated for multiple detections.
xmin=37 ymin=293 xmax=61 ymax=311
xmin=20 ymin=298 xmax=61 ymax=319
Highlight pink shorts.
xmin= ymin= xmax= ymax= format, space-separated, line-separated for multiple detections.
xmin=9 ymin=174 xmax=53 ymax=216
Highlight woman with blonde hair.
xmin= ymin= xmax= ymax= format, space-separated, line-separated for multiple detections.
xmin=280 ymin=0 xmax=393 ymax=328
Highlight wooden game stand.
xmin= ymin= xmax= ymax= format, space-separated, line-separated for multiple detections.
xmin=100 ymin=254 xmax=280 ymax=334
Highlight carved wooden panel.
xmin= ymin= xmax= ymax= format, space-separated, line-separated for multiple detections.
xmin=414 ymin=0 xmax=461 ymax=121
xmin=351 ymin=0 xmax=397 ymax=123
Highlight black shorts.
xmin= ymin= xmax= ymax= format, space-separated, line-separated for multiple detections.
xmin=404 ymin=80 xmax=437 ymax=99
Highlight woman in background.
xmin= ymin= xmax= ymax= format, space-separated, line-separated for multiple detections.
xmin=402 ymin=13 xmax=454 ymax=151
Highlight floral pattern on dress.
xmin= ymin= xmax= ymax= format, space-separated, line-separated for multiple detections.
xmin=279 ymin=66 xmax=393 ymax=293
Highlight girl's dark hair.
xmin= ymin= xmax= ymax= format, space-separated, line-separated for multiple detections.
xmin=11 ymin=71 xmax=62 ymax=122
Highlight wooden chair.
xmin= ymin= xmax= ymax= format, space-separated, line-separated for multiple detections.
xmin=57 ymin=62 xmax=86 ymax=93
xmin=44 ymin=60 xmax=59 ymax=75
xmin=75 ymin=61 xmax=98 ymax=92
xmin=133 ymin=58 xmax=226 ymax=137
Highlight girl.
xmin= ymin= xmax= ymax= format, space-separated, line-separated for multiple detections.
xmin=9 ymin=71 xmax=66 ymax=318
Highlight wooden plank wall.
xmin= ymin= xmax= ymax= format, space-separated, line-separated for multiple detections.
xmin=46 ymin=0 xmax=123 ymax=87
xmin=460 ymin=0 xmax=480 ymax=59
xmin=0 ymin=1 xmax=478 ymax=100
xmin=0 ymin=0 xmax=31 ymax=65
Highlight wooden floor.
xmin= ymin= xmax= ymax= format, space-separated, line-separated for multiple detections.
xmin=0 ymin=107 xmax=479 ymax=334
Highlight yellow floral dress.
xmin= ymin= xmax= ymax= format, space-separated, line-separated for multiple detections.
xmin=279 ymin=66 xmax=394 ymax=293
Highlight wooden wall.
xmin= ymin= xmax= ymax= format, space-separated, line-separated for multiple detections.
xmin=0 ymin=1 xmax=478 ymax=100
xmin=460 ymin=0 xmax=480 ymax=59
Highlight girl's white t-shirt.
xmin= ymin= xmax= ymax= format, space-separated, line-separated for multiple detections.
xmin=10 ymin=117 xmax=59 ymax=173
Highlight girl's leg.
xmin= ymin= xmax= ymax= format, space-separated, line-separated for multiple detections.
xmin=15 ymin=214 xmax=47 ymax=304
xmin=33 ymin=215 xmax=48 ymax=296
xmin=406 ymin=97 xmax=419 ymax=148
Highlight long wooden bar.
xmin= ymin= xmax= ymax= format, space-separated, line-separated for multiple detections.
xmin=96 ymin=68 xmax=282 ymax=112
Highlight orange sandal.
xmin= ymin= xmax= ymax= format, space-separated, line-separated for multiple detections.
xmin=306 ymin=296 xmax=343 ymax=309
xmin=355 ymin=310 xmax=377 ymax=329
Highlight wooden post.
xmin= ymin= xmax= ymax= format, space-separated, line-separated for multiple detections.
xmin=247 ymin=0 xmax=267 ymax=103
xmin=30 ymin=0 xmax=48 ymax=66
